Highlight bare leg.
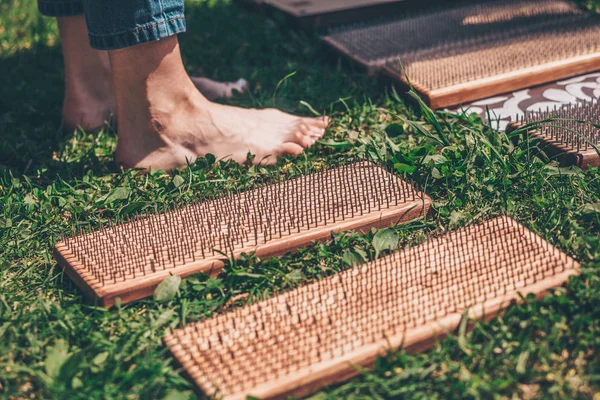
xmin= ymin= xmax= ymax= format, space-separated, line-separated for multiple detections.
xmin=57 ymin=15 xmax=115 ymax=131
xmin=57 ymin=16 xmax=248 ymax=131
xmin=110 ymin=36 xmax=329 ymax=170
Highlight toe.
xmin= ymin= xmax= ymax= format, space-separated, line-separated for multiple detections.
xmin=304 ymin=116 xmax=330 ymax=129
xmin=278 ymin=142 xmax=305 ymax=157
xmin=226 ymin=78 xmax=248 ymax=97
xmin=234 ymin=78 xmax=248 ymax=93
xmin=290 ymin=130 xmax=318 ymax=148
xmin=299 ymin=122 xmax=326 ymax=139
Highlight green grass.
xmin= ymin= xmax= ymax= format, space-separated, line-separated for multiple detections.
xmin=1 ymin=0 xmax=599 ymax=399
xmin=584 ymin=0 xmax=600 ymax=11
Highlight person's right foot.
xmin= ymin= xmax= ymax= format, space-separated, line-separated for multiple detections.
xmin=110 ymin=36 xmax=329 ymax=171
xmin=115 ymin=92 xmax=329 ymax=170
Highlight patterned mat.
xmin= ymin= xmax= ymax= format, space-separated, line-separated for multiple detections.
xmin=456 ymin=72 xmax=600 ymax=131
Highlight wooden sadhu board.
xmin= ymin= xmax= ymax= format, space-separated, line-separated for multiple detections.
xmin=53 ymin=162 xmax=431 ymax=307
xmin=323 ymin=0 xmax=600 ymax=109
xmin=164 ymin=216 xmax=579 ymax=400
xmin=506 ymin=99 xmax=600 ymax=169
xmin=264 ymin=0 xmax=419 ymax=29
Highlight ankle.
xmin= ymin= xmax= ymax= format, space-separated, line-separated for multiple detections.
xmin=109 ymin=36 xmax=209 ymax=132
xmin=111 ymin=37 xmax=208 ymax=99
xmin=57 ymin=15 xmax=116 ymax=131
xmin=62 ymin=70 xmax=116 ymax=131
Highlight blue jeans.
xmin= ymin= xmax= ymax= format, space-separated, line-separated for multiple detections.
xmin=38 ymin=0 xmax=187 ymax=50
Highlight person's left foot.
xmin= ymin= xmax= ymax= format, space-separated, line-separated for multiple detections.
xmin=62 ymin=48 xmax=116 ymax=132
xmin=191 ymin=76 xmax=248 ymax=101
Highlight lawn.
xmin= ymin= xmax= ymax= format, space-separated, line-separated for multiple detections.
xmin=1 ymin=0 xmax=599 ymax=399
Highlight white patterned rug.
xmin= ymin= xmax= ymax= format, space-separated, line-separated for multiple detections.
xmin=456 ymin=72 xmax=600 ymax=131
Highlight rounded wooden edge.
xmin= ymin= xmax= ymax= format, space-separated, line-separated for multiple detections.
xmin=428 ymin=53 xmax=600 ymax=109
xmin=53 ymin=244 xmax=106 ymax=302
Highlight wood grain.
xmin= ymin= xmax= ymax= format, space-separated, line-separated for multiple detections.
xmin=164 ymin=216 xmax=580 ymax=400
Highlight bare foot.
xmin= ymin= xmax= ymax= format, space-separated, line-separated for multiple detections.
xmin=110 ymin=37 xmax=329 ymax=170
xmin=116 ymin=99 xmax=329 ymax=170
xmin=62 ymin=56 xmax=115 ymax=132
xmin=58 ymin=16 xmax=116 ymax=132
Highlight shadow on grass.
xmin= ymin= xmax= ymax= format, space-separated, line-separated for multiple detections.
xmin=0 ymin=44 xmax=65 ymax=171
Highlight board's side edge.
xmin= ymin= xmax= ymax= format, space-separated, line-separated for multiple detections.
xmin=164 ymin=335 xmax=220 ymax=399
xmin=53 ymin=244 xmax=104 ymax=305
xmin=426 ymin=53 xmax=600 ymax=109
xmin=379 ymin=64 xmax=434 ymax=107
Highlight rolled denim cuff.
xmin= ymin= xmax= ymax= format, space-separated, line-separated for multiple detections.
xmin=88 ymin=15 xmax=186 ymax=50
xmin=38 ymin=0 xmax=83 ymax=17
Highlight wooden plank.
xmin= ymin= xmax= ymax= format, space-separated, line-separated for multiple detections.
xmin=382 ymin=51 xmax=600 ymax=110
xmin=53 ymin=162 xmax=431 ymax=307
xmin=164 ymin=216 xmax=580 ymax=400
